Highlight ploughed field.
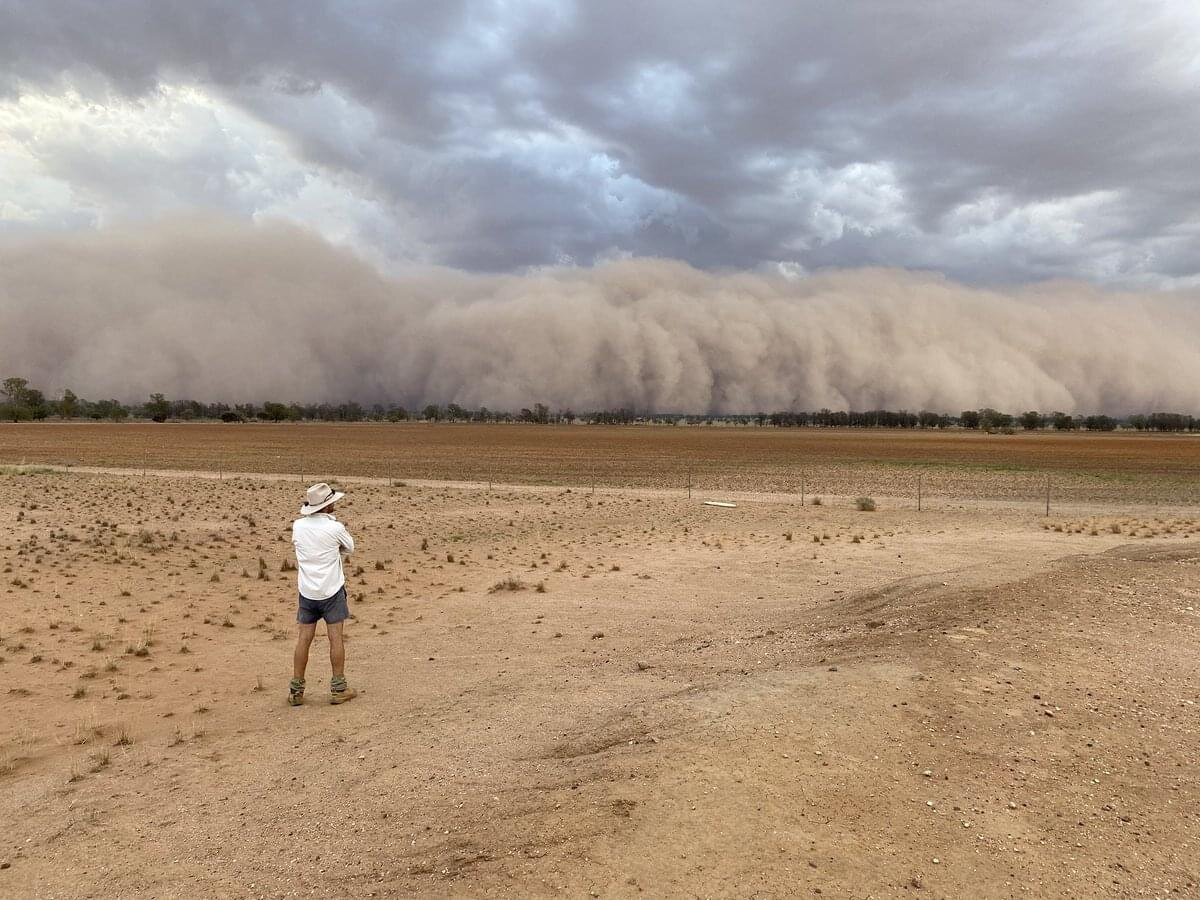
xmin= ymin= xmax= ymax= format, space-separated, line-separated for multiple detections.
xmin=2 ymin=422 xmax=1199 ymax=504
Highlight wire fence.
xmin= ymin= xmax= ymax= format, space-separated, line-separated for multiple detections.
xmin=19 ymin=453 xmax=1200 ymax=514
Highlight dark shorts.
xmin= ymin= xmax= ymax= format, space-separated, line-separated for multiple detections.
xmin=297 ymin=585 xmax=349 ymax=625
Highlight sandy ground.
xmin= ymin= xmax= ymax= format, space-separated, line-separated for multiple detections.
xmin=1 ymin=468 xmax=1198 ymax=899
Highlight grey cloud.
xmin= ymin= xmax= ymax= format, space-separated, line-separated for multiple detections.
xmin=1 ymin=218 xmax=1196 ymax=414
xmin=1 ymin=1 xmax=1199 ymax=282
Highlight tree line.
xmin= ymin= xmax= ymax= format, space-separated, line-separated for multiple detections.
xmin=2 ymin=377 xmax=1197 ymax=431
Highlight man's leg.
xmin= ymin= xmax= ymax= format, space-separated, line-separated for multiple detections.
xmin=327 ymin=621 xmax=345 ymax=678
xmin=326 ymin=621 xmax=356 ymax=704
xmin=294 ymin=623 xmax=318 ymax=679
xmin=290 ymin=623 xmax=317 ymax=706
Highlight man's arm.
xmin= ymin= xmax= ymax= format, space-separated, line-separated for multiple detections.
xmin=336 ymin=523 xmax=355 ymax=555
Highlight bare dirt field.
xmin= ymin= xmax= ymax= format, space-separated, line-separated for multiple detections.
xmin=1 ymin=430 xmax=1198 ymax=898
xmin=2 ymin=422 xmax=1199 ymax=503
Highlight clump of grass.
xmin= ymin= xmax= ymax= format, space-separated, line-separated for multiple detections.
xmin=489 ymin=577 xmax=528 ymax=593
xmin=854 ymin=497 xmax=877 ymax=512
xmin=89 ymin=749 xmax=111 ymax=772
xmin=811 ymin=496 xmax=822 ymax=506
xmin=0 ymin=465 xmax=57 ymax=476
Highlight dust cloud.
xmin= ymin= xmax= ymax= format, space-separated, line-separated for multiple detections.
xmin=1 ymin=218 xmax=1196 ymax=414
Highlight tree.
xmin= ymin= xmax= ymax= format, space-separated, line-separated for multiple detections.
xmin=2 ymin=377 xmax=29 ymax=405
xmin=422 ymin=404 xmax=442 ymax=421
xmin=260 ymin=402 xmax=290 ymax=421
xmin=146 ymin=392 xmax=170 ymax=422
xmin=1 ymin=376 xmax=33 ymax=421
xmin=1083 ymin=415 xmax=1117 ymax=431
xmin=1050 ymin=412 xmax=1075 ymax=431
xmin=959 ymin=410 xmax=981 ymax=429
xmin=1019 ymin=410 xmax=1043 ymax=430
xmin=91 ymin=399 xmax=129 ymax=421
xmin=58 ymin=389 xmax=79 ymax=419
xmin=978 ymin=408 xmax=1013 ymax=430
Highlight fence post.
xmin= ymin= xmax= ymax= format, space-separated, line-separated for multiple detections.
xmin=1045 ymin=475 xmax=1051 ymax=516
xmin=801 ymin=473 xmax=805 ymax=506
xmin=687 ymin=465 xmax=692 ymax=499
xmin=917 ymin=473 xmax=922 ymax=512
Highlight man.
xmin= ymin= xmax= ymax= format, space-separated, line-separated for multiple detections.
xmin=288 ymin=482 xmax=357 ymax=706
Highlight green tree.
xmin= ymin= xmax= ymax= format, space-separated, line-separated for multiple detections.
xmin=58 ymin=389 xmax=79 ymax=418
xmin=1083 ymin=414 xmax=1117 ymax=431
xmin=260 ymin=401 xmax=291 ymax=422
xmin=1019 ymin=410 xmax=1043 ymax=430
xmin=422 ymin=404 xmax=442 ymax=421
xmin=978 ymin=408 xmax=1013 ymax=430
xmin=1 ymin=377 xmax=33 ymax=421
xmin=959 ymin=410 xmax=981 ymax=429
xmin=146 ymin=392 xmax=170 ymax=422
xmin=1051 ymin=411 xmax=1075 ymax=431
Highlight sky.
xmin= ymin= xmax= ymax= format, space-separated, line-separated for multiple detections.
xmin=2 ymin=0 xmax=1199 ymax=286
xmin=1 ymin=1 xmax=1198 ymax=413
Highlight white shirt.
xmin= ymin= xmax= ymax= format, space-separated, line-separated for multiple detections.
xmin=291 ymin=513 xmax=355 ymax=600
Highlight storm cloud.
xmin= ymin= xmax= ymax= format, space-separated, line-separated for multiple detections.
xmin=2 ymin=1 xmax=1199 ymax=284
xmin=2 ymin=218 xmax=1196 ymax=414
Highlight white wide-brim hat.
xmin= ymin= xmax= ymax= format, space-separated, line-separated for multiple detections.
xmin=301 ymin=482 xmax=345 ymax=515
